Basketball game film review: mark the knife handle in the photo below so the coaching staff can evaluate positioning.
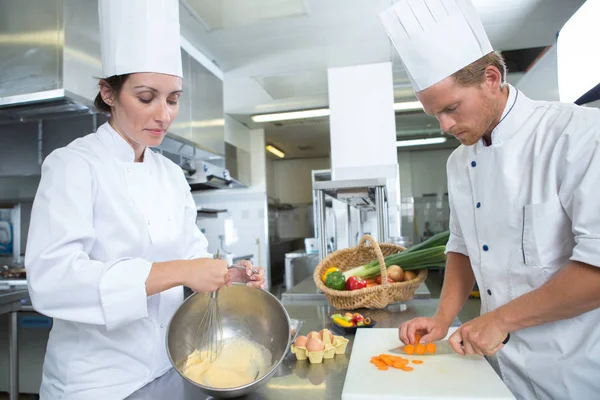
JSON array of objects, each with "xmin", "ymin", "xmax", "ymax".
[{"xmin": 459, "ymin": 333, "xmax": 510, "ymax": 347}]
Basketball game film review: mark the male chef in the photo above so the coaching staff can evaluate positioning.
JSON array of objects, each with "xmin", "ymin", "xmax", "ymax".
[{"xmin": 379, "ymin": 1, "xmax": 600, "ymax": 399}]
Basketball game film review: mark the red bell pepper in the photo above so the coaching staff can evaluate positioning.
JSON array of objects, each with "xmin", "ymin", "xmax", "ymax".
[{"xmin": 345, "ymin": 276, "xmax": 367, "ymax": 291}]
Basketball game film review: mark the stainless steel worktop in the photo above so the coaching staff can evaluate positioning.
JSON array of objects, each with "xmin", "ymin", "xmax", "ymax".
[
  {"xmin": 281, "ymin": 275, "xmax": 431, "ymax": 304},
  {"xmin": 0, "ymin": 288, "xmax": 27, "ymax": 400},
  {"xmin": 127, "ymin": 298, "xmax": 458, "ymax": 399},
  {"xmin": 0, "ymin": 288, "xmax": 26, "ymax": 314}
]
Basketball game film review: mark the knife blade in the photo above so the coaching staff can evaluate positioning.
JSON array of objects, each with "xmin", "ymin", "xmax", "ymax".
[
  {"xmin": 388, "ymin": 339, "xmax": 455, "ymax": 355},
  {"xmin": 388, "ymin": 333, "xmax": 510, "ymax": 356}
]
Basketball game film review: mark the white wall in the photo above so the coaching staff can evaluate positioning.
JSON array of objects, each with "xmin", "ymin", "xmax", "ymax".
[
  {"xmin": 267, "ymin": 157, "xmax": 330, "ymax": 204},
  {"xmin": 225, "ymin": 115, "xmax": 251, "ymax": 151}
]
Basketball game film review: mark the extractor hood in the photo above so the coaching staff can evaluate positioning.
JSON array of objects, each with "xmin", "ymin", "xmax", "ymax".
[
  {"xmin": 0, "ymin": 0, "xmax": 102, "ymax": 122},
  {"xmin": 557, "ymin": 0, "xmax": 600, "ymax": 105},
  {"xmin": 153, "ymin": 133, "xmax": 245, "ymax": 191}
]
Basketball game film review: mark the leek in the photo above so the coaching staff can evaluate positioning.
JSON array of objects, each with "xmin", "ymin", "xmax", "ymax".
[{"xmin": 342, "ymin": 246, "xmax": 447, "ymax": 279}]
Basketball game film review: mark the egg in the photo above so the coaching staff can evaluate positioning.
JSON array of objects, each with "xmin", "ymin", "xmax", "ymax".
[
  {"xmin": 307, "ymin": 331, "xmax": 320, "ymax": 339},
  {"xmin": 319, "ymin": 329, "xmax": 333, "ymax": 342},
  {"xmin": 294, "ymin": 335, "xmax": 308, "ymax": 348},
  {"xmin": 306, "ymin": 337, "xmax": 325, "ymax": 352}
]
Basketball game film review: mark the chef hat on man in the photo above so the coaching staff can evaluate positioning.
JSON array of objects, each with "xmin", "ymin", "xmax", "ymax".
[
  {"xmin": 379, "ymin": 0, "xmax": 492, "ymax": 92},
  {"xmin": 98, "ymin": 0, "xmax": 183, "ymax": 78}
]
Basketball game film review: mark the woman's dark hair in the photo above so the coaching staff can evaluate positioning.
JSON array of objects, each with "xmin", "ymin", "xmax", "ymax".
[{"xmin": 93, "ymin": 74, "xmax": 131, "ymax": 113}]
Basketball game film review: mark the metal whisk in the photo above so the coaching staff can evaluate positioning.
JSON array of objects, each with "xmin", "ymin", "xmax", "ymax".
[
  {"xmin": 194, "ymin": 251, "xmax": 258, "ymax": 363},
  {"xmin": 194, "ymin": 288, "xmax": 223, "ymax": 362}
]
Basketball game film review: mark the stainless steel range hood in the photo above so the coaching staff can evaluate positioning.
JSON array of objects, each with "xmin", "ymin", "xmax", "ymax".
[
  {"xmin": 153, "ymin": 134, "xmax": 246, "ymax": 191},
  {"xmin": 0, "ymin": 0, "xmax": 102, "ymax": 123}
]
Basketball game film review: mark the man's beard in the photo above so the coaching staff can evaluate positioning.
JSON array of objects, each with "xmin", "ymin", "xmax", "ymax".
[{"xmin": 453, "ymin": 93, "xmax": 499, "ymax": 146}]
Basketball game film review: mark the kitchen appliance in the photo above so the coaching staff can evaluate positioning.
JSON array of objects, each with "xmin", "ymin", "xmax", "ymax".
[
  {"xmin": 152, "ymin": 133, "xmax": 245, "ymax": 191},
  {"xmin": 341, "ymin": 328, "xmax": 515, "ymax": 399},
  {"xmin": 0, "ymin": 0, "xmax": 102, "ymax": 123},
  {"xmin": 0, "ymin": 221, "xmax": 12, "ymax": 255},
  {"xmin": 313, "ymin": 177, "xmax": 389, "ymax": 260},
  {"xmin": 166, "ymin": 283, "xmax": 291, "ymax": 398},
  {"xmin": 557, "ymin": 0, "xmax": 600, "ymax": 105}
]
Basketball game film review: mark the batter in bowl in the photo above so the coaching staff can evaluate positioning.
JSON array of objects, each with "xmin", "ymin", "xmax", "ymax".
[{"xmin": 182, "ymin": 337, "xmax": 273, "ymax": 388}]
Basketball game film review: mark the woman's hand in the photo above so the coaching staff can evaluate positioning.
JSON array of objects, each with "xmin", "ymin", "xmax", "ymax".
[
  {"xmin": 226, "ymin": 260, "xmax": 266, "ymax": 290},
  {"xmin": 182, "ymin": 258, "xmax": 229, "ymax": 293}
]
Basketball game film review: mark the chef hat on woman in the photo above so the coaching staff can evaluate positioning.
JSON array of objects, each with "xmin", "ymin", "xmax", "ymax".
[
  {"xmin": 379, "ymin": 0, "xmax": 493, "ymax": 92},
  {"xmin": 98, "ymin": 0, "xmax": 183, "ymax": 78}
]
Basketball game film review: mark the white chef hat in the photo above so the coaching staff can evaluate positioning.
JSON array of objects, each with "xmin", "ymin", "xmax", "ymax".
[
  {"xmin": 98, "ymin": 0, "xmax": 183, "ymax": 78},
  {"xmin": 379, "ymin": 0, "xmax": 493, "ymax": 92}
]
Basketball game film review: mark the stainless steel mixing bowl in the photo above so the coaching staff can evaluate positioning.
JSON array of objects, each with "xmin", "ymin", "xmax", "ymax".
[{"xmin": 166, "ymin": 283, "xmax": 291, "ymax": 398}]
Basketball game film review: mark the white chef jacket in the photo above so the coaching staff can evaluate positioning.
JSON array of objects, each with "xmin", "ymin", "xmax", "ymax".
[
  {"xmin": 446, "ymin": 84, "xmax": 600, "ymax": 399},
  {"xmin": 25, "ymin": 122, "xmax": 211, "ymax": 400}
]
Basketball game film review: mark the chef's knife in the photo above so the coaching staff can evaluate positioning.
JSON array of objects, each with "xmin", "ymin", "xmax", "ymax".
[{"xmin": 388, "ymin": 333, "xmax": 510, "ymax": 356}]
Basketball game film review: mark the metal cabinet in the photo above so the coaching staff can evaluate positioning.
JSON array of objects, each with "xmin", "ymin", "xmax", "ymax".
[{"xmin": 169, "ymin": 48, "xmax": 225, "ymax": 158}]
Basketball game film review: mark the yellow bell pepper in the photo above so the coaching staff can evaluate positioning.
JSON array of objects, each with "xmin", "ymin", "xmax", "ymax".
[
  {"xmin": 321, "ymin": 267, "xmax": 339, "ymax": 283},
  {"xmin": 333, "ymin": 316, "xmax": 353, "ymax": 327}
]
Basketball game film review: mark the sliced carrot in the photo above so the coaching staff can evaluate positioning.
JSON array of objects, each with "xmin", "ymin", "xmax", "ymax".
[
  {"xmin": 414, "ymin": 334, "xmax": 422, "ymax": 344},
  {"xmin": 415, "ymin": 344, "xmax": 426, "ymax": 355},
  {"xmin": 392, "ymin": 360, "xmax": 409, "ymax": 368},
  {"xmin": 377, "ymin": 365, "xmax": 388, "ymax": 370},
  {"xmin": 403, "ymin": 344, "xmax": 415, "ymax": 355},
  {"xmin": 382, "ymin": 357, "xmax": 394, "ymax": 366},
  {"xmin": 412, "ymin": 360, "xmax": 424, "ymax": 364},
  {"xmin": 401, "ymin": 366, "xmax": 414, "ymax": 372},
  {"xmin": 425, "ymin": 343, "xmax": 437, "ymax": 354}
]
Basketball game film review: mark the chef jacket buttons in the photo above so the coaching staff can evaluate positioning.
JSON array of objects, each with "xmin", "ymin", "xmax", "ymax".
[
  {"xmin": 147, "ymin": 220, "xmax": 151, "ymax": 226},
  {"xmin": 168, "ymin": 217, "xmax": 172, "ymax": 222},
  {"xmin": 483, "ymin": 245, "xmax": 489, "ymax": 251},
  {"xmin": 127, "ymin": 168, "xmax": 131, "ymax": 173},
  {"xmin": 160, "ymin": 323, "xmax": 164, "ymax": 328},
  {"xmin": 476, "ymin": 202, "xmax": 481, "ymax": 208},
  {"xmin": 471, "ymin": 161, "xmax": 477, "ymax": 167},
  {"xmin": 487, "ymin": 289, "xmax": 492, "ymax": 296}
]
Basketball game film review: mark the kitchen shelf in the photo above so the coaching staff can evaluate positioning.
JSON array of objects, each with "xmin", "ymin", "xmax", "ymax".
[{"xmin": 312, "ymin": 177, "xmax": 387, "ymax": 211}]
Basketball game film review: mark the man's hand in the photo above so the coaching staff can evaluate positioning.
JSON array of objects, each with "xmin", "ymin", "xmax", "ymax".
[
  {"xmin": 399, "ymin": 316, "xmax": 450, "ymax": 345},
  {"xmin": 449, "ymin": 311, "xmax": 509, "ymax": 356}
]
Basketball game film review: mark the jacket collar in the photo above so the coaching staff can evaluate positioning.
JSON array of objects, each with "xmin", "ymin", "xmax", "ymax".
[
  {"xmin": 477, "ymin": 83, "xmax": 532, "ymax": 149},
  {"xmin": 96, "ymin": 122, "xmax": 154, "ymax": 164}
]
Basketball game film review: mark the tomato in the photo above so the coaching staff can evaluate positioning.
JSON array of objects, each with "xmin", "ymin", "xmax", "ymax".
[{"xmin": 375, "ymin": 275, "xmax": 394, "ymax": 285}]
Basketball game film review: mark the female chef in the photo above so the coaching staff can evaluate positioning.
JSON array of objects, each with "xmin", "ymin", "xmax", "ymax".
[
  {"xmin": 24, "ymin": 1, "xmax": 264, "ymax": 399},
  {"xmin": 381, "ymin": 1, "xmax": 600, "ymax": 399}
]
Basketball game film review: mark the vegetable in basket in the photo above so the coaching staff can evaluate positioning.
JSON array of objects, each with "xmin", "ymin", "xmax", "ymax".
[
  {"xmin": 325, "ymin": 270, "xmax": 346, "ymax": 290},
  {"xmin": 342, "ymin": 231, "xmax": 450, "ymax": 280},
  {"xmin": 321, "ymin": 267, "xmax": 339, "ymax": 283},
  {"xmin": 345, "ymin": 276, "xmax": 367, "ymax": 291}
]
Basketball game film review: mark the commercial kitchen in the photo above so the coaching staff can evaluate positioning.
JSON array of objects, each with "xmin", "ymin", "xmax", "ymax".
[{"xmin": 1, "ymin": 0, "xmax": 599, "ymax": 399}]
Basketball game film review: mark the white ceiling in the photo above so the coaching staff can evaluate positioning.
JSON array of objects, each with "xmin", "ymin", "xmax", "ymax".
[{"xmin": 180, "ymin": 0, "xmax": 586, "ymax": 159}]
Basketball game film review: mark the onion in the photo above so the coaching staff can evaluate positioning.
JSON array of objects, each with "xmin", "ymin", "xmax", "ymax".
[
  {"xmin": 387, "ymin": 265, "xmax": 405, "ymax": 282},
  {"xmin": 404, "ymin": 270, "xmax": 418, "ymax": 281}
]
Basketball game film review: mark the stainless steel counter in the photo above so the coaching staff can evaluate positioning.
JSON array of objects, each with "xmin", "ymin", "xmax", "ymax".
[
  {"xmin": 0, "ymin": 288, "xmax": 27, "ymax": 400},
  {"xmin": 281, "ymin": 276, "xmax": 431, "ymax": 304},
  {"xmin": 127, "ymin": 298, "xmax": 458, "ymax": 399}
]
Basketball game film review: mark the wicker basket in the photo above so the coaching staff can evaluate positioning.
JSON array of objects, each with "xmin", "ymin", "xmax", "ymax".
[{"xmin": 313, "ymin": 234, "xmax": 427, "ymax": 310}]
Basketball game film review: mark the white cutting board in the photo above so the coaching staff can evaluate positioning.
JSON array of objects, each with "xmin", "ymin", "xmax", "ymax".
[{"xmin": 341, "ymin": 328, "xmax": 515, "ymax": 400}]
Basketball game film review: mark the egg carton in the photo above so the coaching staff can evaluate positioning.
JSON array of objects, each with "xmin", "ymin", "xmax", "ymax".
[{"xmin": 290, "ymin": 331, "xmax": 349, "ymax": 364}]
